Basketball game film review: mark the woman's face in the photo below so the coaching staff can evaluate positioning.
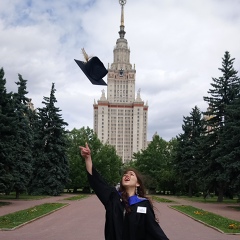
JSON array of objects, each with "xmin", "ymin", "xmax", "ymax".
[{"xmin": 121, "ymin": 170, "xmax": 139, "ymax": 188}]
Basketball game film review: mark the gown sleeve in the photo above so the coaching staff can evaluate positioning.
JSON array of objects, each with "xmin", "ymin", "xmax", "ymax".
[
  {"xmin": 87, "ymin": 166, "xmax": 116, "ymax": 207},
  {"xmin": 145, "ymin": 201, "xmax": 169, "ymax": 240}
]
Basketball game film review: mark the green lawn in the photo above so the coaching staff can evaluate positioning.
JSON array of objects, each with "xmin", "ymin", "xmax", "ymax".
[
  {"xmin": 176, "ymin": 196, "xmax": 239, "ymax": 204},
  {"xmin": 0, "ymin": 203, "xmax": 67, "ymax": 230},
  {"xmin": 228, "ymin": 206, "xmax": 240, "ymax": 211},
  {"xmin": 151, "ymin": 196, "xmax": 175, "ymax": 203},
  {"xmin": 171, "ymin": 205, "xmax": 240, "ymax": 234},
  {"xmin": 0, "ymin": 202, "xmax": 11, "ymax": 207},
  {"xmin": 0, "ymin": 193, "xmax": 50, "ymax": 200},
  {"xmin": 64, "ymin": 194, "xmax": 88, "ymax": 201}
]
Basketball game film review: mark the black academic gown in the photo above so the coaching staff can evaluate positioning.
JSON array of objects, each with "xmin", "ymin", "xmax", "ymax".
[{"xmin": 87, "ymin": 167, "xmax": 169, "ymax": 240}]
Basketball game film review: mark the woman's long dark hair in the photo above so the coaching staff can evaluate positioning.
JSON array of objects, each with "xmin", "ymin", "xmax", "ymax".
[{"xmin": 119, "ymin": 168, "xmax": 152, "ymax": 214}]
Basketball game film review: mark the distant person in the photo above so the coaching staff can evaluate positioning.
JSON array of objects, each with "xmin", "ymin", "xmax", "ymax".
[{"xmin": 80, "ymin": 143, "xmax": 169, "ymax": 240}]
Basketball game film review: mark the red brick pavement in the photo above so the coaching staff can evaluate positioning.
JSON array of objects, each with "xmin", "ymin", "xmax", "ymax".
[{"xmin": 0, "ymin": 194, "xmax": 239, "ymax": 240}]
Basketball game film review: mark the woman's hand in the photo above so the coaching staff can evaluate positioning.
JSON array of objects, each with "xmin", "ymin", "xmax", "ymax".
[
  {"xmin": 80, "ymin": 143, "xmax": 91, "ymax": 159},
  {"xmin": 79, "ymin": 143, "xmax": 92, "ymax": 175}
]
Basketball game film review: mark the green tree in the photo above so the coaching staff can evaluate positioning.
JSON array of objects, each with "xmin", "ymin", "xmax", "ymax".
[
  {"xmin": 94, "ymin": 143, "xmax": 122, "ymax": 186},
  {"xmin": 66, "ymin": 127, "xmax": 102, "ymax": 192},
  {"xmin": 29, "ymin": 83, "xmax": 69, "ymax": 196},
  {"xmin": 175, "ymin": 106, "xmax": 206, "ymax": 197},
  {"xmin": 66, "ymin": 127, "xmax": 122, "ymax": 192},
  {"xmin": 203, "ymin": 51, "xmax": 240, "ymax": 202},
  {"xmin": 214, "ymin": 95, "xmax": 240, "ymax": 197},
  {"xmin": 0, "ymin": 68, "xmax": 15, "ymax": 193},
  {"xmin": 28, "ymin": 100, "xmax": 44, "ymax": 194},
  {"xmin": 12, "ymin": 74, "xmax": 33, "ymax": 198},
  {"xmin": 167, "ymin": 138, "xmax": 179, "ymax": 195},
  {"xmin": 133, "ymin": 134, "xmax": 171, "ymax": 193}
]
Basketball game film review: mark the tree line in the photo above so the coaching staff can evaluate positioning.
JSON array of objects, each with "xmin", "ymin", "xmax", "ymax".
[
  {"xmin": 130, "ymin": 51, "xmax": 240, "ymax": 202},
  {"xmin": 1, "ymin": 51, "xmax": 239, "ymax": 201},
  {"xmin": 0, "ymin": 68, "xmax": 122, "ymax": 198},
  {"xmin": 0, "ymin": 69, "xmax": 70, "ymax": 197}
]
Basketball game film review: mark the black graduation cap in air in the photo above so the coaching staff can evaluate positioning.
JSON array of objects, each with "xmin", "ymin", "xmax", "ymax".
[{"xmin": 74, "ymin": 49, "xmax": 108, "ymax": 86}]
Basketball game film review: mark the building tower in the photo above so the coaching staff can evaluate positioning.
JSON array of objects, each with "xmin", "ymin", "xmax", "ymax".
[{"xmin": 93, "ymin": 0, "xmax": 148, "ymax": 163}]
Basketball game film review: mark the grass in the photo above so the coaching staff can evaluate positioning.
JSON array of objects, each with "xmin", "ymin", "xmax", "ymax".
[
  {"xmin": 0, "ymin": 203, "xmax": 67, "ymax": 230},
  {"xmin": 64, "ymin": 194, "xmax": 88, "ymax": 201},
  {"xmin": 176, "ymin": 196, "xmax": 239, "ymax": 204},
  {"xmin": 0, "ymin": 202, "xmax": 11, "ymax": 207},
  {"xmin": 151, "ymin": 196, "xmax": 175, "ymax": 203},
  {"xmin": 0, "ymin": 192, "xmax": 90, "ymax": 201},
  {"xmin": 0, "ymin": 193, "xmax": 50, "ymax": 201},
  {"xmin": 228, "ymin": 206, "xmax": 240, "ymax": 211},
  {"xmin": 171, "ymin": 205, "xmax": 240, "ymax": 234}
]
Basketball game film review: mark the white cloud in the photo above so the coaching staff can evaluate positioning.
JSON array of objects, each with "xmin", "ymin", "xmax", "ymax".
[{"xmin": 0, "ymin": 0, "xmax": 240, "ymax": 141}]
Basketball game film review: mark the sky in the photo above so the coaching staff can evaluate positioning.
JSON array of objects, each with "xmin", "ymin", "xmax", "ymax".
[{"xmin": 1, "ymin": 0, "xmax": 240, "ymax": 141}]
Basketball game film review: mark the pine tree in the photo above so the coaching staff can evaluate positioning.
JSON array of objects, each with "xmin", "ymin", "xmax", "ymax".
[
  {"xmin": 0, "ymin": 68, "xmax": 15, "ymax": 193},
  {"xmin": 175, "ymin": 106, "xmax": 206, "ymax": 197},
  {"xmin": 214, "ymin": 94, "xmax": 240, "ymax": 198},
  {"xmin": 29, "ymin": 83, "xmax": 69, "ymax": 196},
  {"xmin": 202, "ymin": 51, "xmax": 240, "ymax": 201},
  {"xmin": 12, "ymin": 74, "xmax": 33, "ymax": 198},
  {"xmin": 204, "ymin": 51, "xmax": 240, "ymax": 132}
]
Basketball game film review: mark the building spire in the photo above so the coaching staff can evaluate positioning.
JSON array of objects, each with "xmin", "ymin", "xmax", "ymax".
[{"xmin": 118, "ymin": 0, "xmax": 126, "ymax": 39}]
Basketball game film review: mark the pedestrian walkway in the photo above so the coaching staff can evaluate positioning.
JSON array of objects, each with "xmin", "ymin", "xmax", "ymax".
[{"xmin": 0, "ymin": 194, "xmax": 239, "ymax": 240}]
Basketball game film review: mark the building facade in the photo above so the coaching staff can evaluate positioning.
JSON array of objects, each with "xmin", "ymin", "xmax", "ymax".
[{"xmin": 93, "ymin": 1, "xmax": 148, "ymax": 163}]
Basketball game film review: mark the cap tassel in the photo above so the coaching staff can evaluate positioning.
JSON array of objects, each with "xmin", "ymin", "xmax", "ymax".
[{"xmin": 81, "ymin": 48, "xmax": 92, "ymax": 62}]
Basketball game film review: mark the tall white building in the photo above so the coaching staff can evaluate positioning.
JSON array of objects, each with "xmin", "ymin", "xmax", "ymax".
[{"xmin": 93, "ymin": 1, "xmax": 148, "ymax": 163}]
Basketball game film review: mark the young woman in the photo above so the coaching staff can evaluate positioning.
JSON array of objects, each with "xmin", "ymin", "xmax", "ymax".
[{"xmin": 80, "ymin": 143, "xmax": 169, "ymax": 240}]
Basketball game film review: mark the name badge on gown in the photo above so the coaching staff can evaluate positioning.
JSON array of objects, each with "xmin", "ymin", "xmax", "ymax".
[{"xmin": 137, "ymin": 206, "xmax": 147, "ymax": 214}]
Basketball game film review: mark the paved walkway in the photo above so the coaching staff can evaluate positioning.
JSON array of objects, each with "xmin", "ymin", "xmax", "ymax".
[{"xmin": 0, "ymin": 194, "xmax": 239, "ymax": 240}]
